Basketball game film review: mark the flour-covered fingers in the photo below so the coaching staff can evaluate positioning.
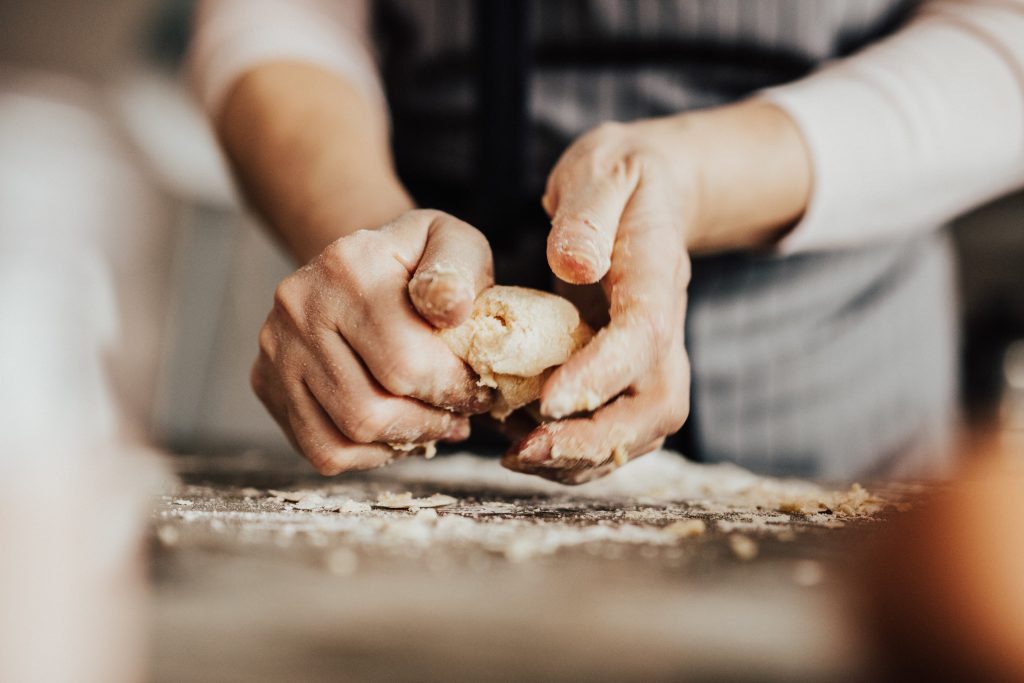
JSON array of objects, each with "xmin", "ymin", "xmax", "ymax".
[
  {"xmin": 405, "ymin": 212, "xmax": 494, "ymax": 329},
  {"xmin": 540, "ymin": 314, "xmax": 656, "ymax": 418},
  {"xmin": 541, "ymin": 180, "xmax": 689, "ymax": 419},
  {"xmin": 250, "ymin": 353, "xmax": 299, "ymax": 450},
  {"xmin": 502, "ymin": 436, "xmax": 666, "ymax": 486},
  {"xmin": 303, "ymin": 334, "xmax": 469, "ymax": 445},
  {"xmin": 508, "ymin": 353, "xmax": 689, "ymax": 482},
  {"xmin": 311, "ymin": 221, "xmax": 492, "ymax": 413},
  {"xmin": 545, "ymin": 172, "xmax": 633, "ymax": 284},
  {"xmin": 338, "ymin": 296, "xmax": 491, "ymax": 412},
  {"xmin": 543, "ymin": 124, "xmax": 641, "ymax": 285},
  {"xmin": 282, "ymin": 379, "xmax": 401, "ymax": 476},
  {"xmin": 502, "ymin": 437, "xmax": 664, "ymax": 485},
  {"xmin": 254, "ymin": 210, "xmax": 497, "ymax": 473}
]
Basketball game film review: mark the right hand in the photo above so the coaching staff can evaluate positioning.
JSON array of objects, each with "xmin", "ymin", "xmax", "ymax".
[{"xmin": 252, "ymin": 210, "xmax": 495, "ymax": 475}]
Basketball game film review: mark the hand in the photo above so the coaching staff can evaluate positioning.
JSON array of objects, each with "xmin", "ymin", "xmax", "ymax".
[
  {"xmin": 503, "ymin": 120, "xmax": 695, "ymax": 484},
  {"xmin": 252, "ymin": 210, "xmax": 494, "ymax": 475}
]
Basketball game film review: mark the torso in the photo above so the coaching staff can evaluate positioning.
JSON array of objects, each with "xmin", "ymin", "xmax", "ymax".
[{"xmin": 372, "ymin": 1, "xmax": 954, "ymax": 479}]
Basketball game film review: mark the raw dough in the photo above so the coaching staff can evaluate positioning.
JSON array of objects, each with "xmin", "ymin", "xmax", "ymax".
[
  {"xmin": 388, "ymin": 441, "xmax": 438, "ymax": 459},
  {"xmin": 439, "ymin": 286, "xmax": 593, "ymax": 419}
]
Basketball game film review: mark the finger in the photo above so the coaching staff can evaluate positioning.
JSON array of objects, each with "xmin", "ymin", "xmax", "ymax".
[
  {"xmin": 502, "ymin": 437, "xmax": 664, "ymax": 485},
  {"xmin": 544, "ymin": 142, "xmax": 640, "ymax": 285},
  {"xmin": 342, "ymin": 293, "xmax": 492, "ymax": 412},
  {"xmin": 406, "ymin": 213, "xmax": 493, "ymax": 329},
  {"xmin": 541, "ymin": 183, "xmax": 690, "ymax": 418},
  {"xmin": 322, "ymin": 219, "xmax": 493, "ymax": 412},
  {"xmin": 283, "ymin": 378, "xmax": 403, "ymax": 476},
  {"xmin": 304, "ymin": 330, "xmax": 470, "ymax": 444},
  {"xmin": 251, "ymin": 353, "xmax": 301, "ymax": 450},
  {"xmin": 511, "ymin": 357, "xmax": 689, "ymax": 473}
]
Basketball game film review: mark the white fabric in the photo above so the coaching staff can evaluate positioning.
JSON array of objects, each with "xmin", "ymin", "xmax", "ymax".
[
  {"xmin": 190, "ymin": 0, "xmax": 1024, "ymax": 252},
  {"xmin": 190, "ymin": 0, "xmax": 383, "ymax": 116},
  {"xmin": 763, "ymin": 0, "xmax": 1024, "ymax": 251}
]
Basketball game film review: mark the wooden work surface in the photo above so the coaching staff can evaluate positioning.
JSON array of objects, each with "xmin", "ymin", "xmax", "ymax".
[{"xmin": 149, "ymin": 449, "xmax": 907, "ymax": 682}]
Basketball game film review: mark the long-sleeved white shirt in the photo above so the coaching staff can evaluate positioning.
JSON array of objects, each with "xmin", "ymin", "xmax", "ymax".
[{"xmin": 190, "ymin": 0, "xmax": 1024, "ymax": 252}]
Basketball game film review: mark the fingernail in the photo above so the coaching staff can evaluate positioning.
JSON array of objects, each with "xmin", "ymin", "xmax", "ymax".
[
  {"xmin": 549, "ymin": 234, "xmax": 609, "ymax": 284},
  {"xmin": 513, "ymin": 433, "xmax": 552, "ymax": 464},
  {"xmin": 411, "ymin": 266, "xmax": 474, "ymax": 323}
]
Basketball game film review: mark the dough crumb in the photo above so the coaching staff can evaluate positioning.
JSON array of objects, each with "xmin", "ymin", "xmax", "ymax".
[
  {"xmin": 775, "ymin": 482, "xmax": 885, "ymax": 516},
  {"xmin": 268, "ymin": 489, "xmax": 306, "ymax": 503},
  {"xmin": 388, "ymin": 441, "xmax": 438, "ymax": 459}
]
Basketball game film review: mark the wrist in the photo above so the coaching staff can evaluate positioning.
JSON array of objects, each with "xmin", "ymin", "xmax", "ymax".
[
  {"xmin": 650, "ymin": 99, "xmax": 812, "ymax": 253},
  {"xmin": 294, "ymin": 172, "xmax": 414, "ymax": 262}
]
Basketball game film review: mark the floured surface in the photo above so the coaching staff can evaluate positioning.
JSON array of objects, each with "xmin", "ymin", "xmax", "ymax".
[
  {"xmin": 151, "ymin": 448, "xmax": 917, "ymax": 682},
  {"xmin": 155, "ymin": 450, "xmax": 905, "ymax": 563}
]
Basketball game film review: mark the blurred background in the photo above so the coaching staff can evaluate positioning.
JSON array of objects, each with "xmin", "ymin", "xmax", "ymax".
[
  {"xmin": 1, "ymin": 2, "xmax": 1022, "ymax": 681},
  {"xmin": 2, "ymin": 1, "xmax": 1021, "ymax": 458}
]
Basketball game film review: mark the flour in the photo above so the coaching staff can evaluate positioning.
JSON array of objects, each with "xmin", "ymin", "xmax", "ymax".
[
  {"xmin": 373, "ymin": 492, "xmax": 458, "ymax": 509},
  {"xmin": 154, "ymin": 450, "xmax": 903, "ymax": 566}
]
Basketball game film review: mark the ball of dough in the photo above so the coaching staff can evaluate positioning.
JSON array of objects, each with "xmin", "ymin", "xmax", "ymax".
[{"xmin": 439, "ymin": 286, "xmax": 592, "ymax": 419}]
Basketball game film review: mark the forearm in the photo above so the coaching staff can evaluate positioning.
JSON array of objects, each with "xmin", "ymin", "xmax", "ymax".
[{"xmin": 217, "ymin": 62, "xmax": 413, "ymax": 264}]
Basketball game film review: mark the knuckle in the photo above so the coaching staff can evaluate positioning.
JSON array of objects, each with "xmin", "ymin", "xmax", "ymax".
[
  {"xmin": 249, "ymin": 363, "xmax": 269, "ymax": 402},
  {"xmin": 614, "ymin": 151, "xmax": 643, "ymax": 179},
  {"xmin": 271, "ymin": 275, "xmax": 307, "ymax": 324},
  {"xmin": 257, "ymin": 322, "xmax": 277, "ymax": 357},
  {"xmin": 459, "ymin": 221, "xmax": 491, "ymax": 253},
  {"xmin": 658, "ymin": 377, "xmax": 691, "ymax": 434},
  {"xmin": 661, "ymin": 402, "xmax": 690, "ymax": 435},
  {"xmin": 409, "ymin": 208, "xmax": 442, "ymax": 222},
  {"xmin": 320, "ymin": 236, "xmax": 366, "ymax": 279}
]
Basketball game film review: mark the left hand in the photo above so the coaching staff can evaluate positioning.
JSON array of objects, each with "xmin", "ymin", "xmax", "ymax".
[{"xmin": 503, "ymin": 120, "xmax": 697, "ymax": 484}]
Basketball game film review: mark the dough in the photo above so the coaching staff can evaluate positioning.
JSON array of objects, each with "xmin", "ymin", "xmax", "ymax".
[{"xmin": 439, "ymin": 286, "xmax": 593, "ymax": 419}]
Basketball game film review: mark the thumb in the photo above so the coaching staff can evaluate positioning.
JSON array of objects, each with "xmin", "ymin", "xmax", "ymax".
[
  {"xmin": 543, "ymin": 156, "xmax": 639, "ymax": 285},
  {"xmin": 406, "ymin": 212, "xmax": 493, "ymax": 329}
]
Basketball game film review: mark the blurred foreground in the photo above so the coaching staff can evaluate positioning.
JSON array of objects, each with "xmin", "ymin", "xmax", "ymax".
[{"xmin": 149, "ymin": 449, "xmax": 899, "ymax": 683}]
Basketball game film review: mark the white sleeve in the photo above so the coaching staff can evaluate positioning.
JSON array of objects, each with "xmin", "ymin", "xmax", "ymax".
[
  {"xmin": 760, "ymin": 0, "xmax": 1024, "ymax": 253},
  {"xmin": 189, "ymin": 0, "xmax": 384, "ymax": 118}
]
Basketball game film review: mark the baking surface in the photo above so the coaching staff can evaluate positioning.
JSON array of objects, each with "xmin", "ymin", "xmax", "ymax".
[{"xmin": 150, "ymin": 450, "xmax": 912, "ymax": 682}]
